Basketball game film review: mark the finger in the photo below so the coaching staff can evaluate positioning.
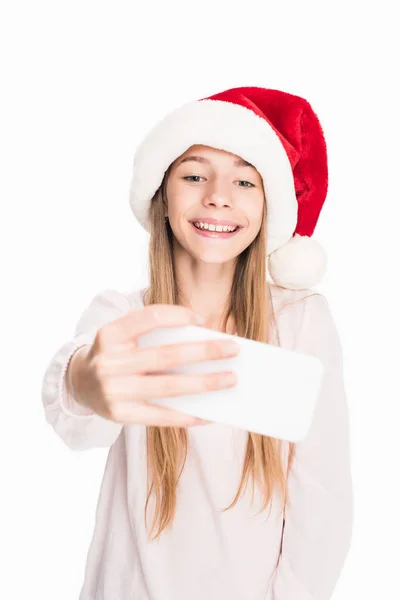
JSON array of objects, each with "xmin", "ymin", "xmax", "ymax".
[
  {"xmin": 129, "ymin": 370, "xmax": 238, "ymax": 400},
  {"xmin": 96, "ymin": 339, "xmax": 240, "ymax": 375},
  {"xmin": 113, "ymin": 402, "xmax": 211, "ymax": 427},
  {"xmin": 100, "ymin": 303, "xmax": 203, "ymax": 347}
]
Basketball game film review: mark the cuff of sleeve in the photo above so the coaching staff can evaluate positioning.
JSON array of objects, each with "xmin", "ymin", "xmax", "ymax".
[{"xmin": 58, "ymin": 334, "xmax": 96, "ymax": 419}]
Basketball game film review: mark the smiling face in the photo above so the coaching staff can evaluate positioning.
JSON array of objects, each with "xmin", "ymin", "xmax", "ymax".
[{"xmin": 165, "ymin": 144, "xmax": 265, "ymax": 265}]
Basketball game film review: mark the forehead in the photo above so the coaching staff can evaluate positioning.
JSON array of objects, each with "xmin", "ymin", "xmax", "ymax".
[{"xmin": 174, "ymin": 144, "xmax": 255, "ymax": 169}]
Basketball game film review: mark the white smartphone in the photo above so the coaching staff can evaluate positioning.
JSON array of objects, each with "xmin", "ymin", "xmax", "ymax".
[{"xmin": 136, "ymin": 325, "xmax": 324, "ymax": 442}]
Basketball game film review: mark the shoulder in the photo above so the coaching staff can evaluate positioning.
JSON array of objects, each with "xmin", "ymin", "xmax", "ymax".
[
  {"xmin": 269, "ymin": 282, "xmax": 327, "ymax": 318},
  {"xmin": 268, "ymin": 283, "xmax": 331, "ymax": 349},
  {"xmin": 269, "ymin": 281, "xmax": 320, "ymax": 303},
  {"xmin": 122, "ymin": 287, "xmax": 146, "ymax": 310},
  {"xmin": 80, "ymin": 287, "xmax": 145, "ymax": 316}
]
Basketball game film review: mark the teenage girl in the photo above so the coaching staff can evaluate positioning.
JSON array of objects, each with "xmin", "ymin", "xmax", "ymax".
[{"xmin": 42, "ymin": 86, "xmax": 353, "ymax": 600}]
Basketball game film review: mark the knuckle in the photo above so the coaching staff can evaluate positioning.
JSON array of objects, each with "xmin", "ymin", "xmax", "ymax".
[
  {"xmin": 203, "ymin": 373, "xmax": 220, "ymax": 392},
  {"xmin": 155, "ymin": 345, "xmax": 174, "ymax": 368},
  {"xmin": 207, "ymin": 340, "xmax": 225, "ymax": 360},
  {"xmin": 147, "ymin": 303, "xmax": 192, "ymax": 325},
  {"xmin": 106, "ymin": 401, "xmax": 124, "ymax": 422},
  {"xmin": 104, "ymin": 380, "xmax": 141, "ymax": 422},
  {"xmin": 129, "ymin": 351, "xmax": 141, "ymax": 373},
  {"xmin": 147, "ymin": 304, "xmax": 164, "ymax": 323},
  {"xmin": 161, "ymin": 376, "xmax": 173, "ymax": 396},
  {"xmin": 91, "ymin": 354, "xmax": 109, "ymax": 377},
  {"xmin": 95, "ymin": 326, "xmax": 110, "ymax": 348},
  {"xmin": 98, "ymin": 378, "xmax": 113, "ymax": 402}
]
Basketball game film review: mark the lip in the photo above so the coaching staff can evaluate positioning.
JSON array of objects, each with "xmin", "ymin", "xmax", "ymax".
[
  {"xmin": 189, "ymin": 217, "xmax": 242, "ymax": 227},
  {"xmin": 189, "ymin": 221, "xmax": 242, "ymax": 239}
]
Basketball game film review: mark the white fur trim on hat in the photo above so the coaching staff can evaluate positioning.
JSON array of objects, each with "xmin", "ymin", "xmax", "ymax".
[
  {"xmin": 267, "ymin": 234, "xmax": 327, "ymax": 290},
  {"xmin": 129, "ymin": 99, "xmax": 298, "ymax": 256}
]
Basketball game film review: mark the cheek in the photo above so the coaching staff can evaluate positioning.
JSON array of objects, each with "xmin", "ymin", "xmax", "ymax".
[
  {"xmin": 246, "ymin": 196, "xmax": 265, "ymax": 228},
  {"xmin": 166, "ymin": 180, "xmax": 199, "ymax": 217}
]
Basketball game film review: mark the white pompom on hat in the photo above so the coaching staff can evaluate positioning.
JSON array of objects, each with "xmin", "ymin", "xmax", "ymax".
[{"xmin": 129, "ymin": 86, "xmax": 329, "ymax": 290}]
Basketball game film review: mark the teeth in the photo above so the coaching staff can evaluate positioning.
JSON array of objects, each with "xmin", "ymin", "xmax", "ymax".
[{"xmin": 193, "ymin": 221, "xmax": 238, "ymax": 232}]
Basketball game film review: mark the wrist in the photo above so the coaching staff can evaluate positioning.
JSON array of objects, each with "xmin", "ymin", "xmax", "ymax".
[{"xmin": 66, "ymin": 345, "xmax": 91, "ymax": 407}]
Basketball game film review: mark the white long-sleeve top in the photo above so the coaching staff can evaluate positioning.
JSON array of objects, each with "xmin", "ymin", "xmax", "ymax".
[{"xmin": 41, "ymin": 284, "xmax": 353, "ymax": 600}]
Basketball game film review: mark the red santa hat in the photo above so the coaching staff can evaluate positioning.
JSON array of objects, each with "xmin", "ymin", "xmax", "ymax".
[{"xmin": 129, "ymin": 86, "xmax": 329, "ymax": 290}]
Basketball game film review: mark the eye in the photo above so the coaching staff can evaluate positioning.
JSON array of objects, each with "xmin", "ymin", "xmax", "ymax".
[
  {"xmin": 183, "ymin": 175, "xmax": 204, "ymax": 183},
  {"xmin": 236, "ymin": 180, "xmax": 255, "ymax": 188}
]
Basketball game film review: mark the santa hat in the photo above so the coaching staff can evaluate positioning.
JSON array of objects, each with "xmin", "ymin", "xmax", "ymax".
[{"xmin": 129, "ymin": 86, "xmax": 329, "ymax": 290}]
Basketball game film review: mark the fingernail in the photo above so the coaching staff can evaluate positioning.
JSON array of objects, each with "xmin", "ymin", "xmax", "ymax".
[
  {"xmin": 224, "ymin": 341, "xmax": 240, "ymax": 354},
  {"xmin": 195, "ymin": 313, "xmax": 205, "ymax": 325},
  {"xmin": 223, "ymin": 372, "xmax": 237, "ymax": 386}
]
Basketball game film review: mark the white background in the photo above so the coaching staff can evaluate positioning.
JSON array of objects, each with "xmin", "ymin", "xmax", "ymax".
[{"xmin": 1, "ymin": 0, "xmax": 399, "ymax": 598}]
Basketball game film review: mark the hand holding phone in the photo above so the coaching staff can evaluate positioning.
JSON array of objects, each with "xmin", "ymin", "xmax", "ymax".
[{"xmin": 137, "ymin": 324, "xmax": 324, "ymax": 442}]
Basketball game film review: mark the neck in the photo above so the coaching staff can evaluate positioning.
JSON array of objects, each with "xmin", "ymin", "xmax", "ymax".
[{"xmin": 173, "ymin": 247, "xmax": 237, "ymax": 334}]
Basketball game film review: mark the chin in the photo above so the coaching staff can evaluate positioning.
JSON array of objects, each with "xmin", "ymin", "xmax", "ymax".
[
  {"xmin": 191, "ymin": 248, "xmax": 241, "ymax": 264},
  {"xmin": 175, "ymin": 232, "xmax": 247, "ymax": 263},
  {"xmin": 199, "ymin": 256, "xmax": 233, "ymax": 265}
]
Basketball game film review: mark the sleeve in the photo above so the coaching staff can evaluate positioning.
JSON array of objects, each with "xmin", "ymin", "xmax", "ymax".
[
  {"xmin": 268, "ymin": 293, "xmax": 353, "ymax": 600},
  {"xmin": 41, "ymin": 289, "xmax": 133, "ymax": 451}
]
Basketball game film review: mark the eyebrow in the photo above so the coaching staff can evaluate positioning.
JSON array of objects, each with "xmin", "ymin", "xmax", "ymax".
[{"xmin": 177, "ymin": 155, "xmax": 256, "ymax": 169}]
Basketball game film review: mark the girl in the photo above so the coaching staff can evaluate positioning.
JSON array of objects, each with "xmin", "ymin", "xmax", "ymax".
[{"xmin": 42, "ymin": 86, "xmax": 353, "ymax": 600}]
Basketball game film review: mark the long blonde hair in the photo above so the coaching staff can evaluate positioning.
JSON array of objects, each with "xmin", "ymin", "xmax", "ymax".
[{"xmin": 142, "ymin": 167, "xmax": 295, "ymax": 541}]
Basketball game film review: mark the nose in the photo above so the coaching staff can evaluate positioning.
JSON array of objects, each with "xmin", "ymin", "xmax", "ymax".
[{"xmin": 202, "ymin": 180, "xmax": 233, "ymax": 209}]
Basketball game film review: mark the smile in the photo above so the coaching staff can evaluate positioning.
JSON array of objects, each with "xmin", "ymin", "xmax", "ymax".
[{"xmin": 189, "ymin": 221, "xmax": 242, "ymax": 239}]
